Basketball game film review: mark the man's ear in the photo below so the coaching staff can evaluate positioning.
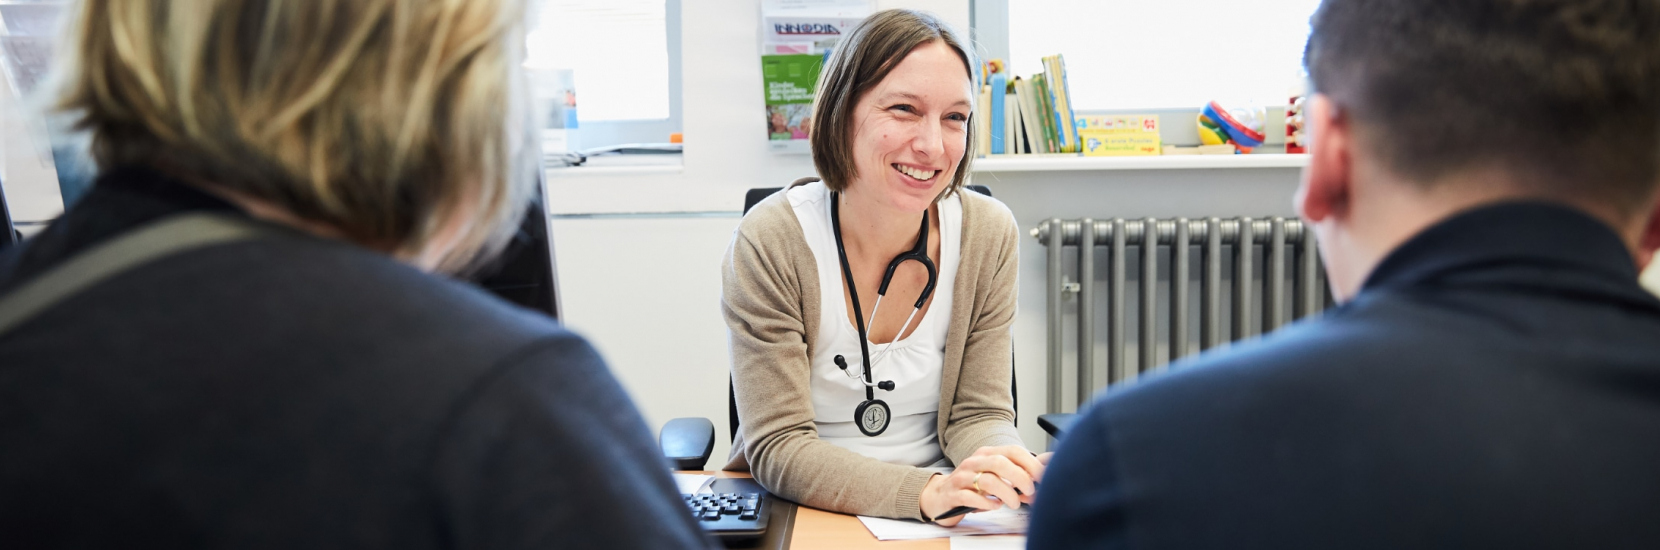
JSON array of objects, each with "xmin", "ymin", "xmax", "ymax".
[
  {"xmin": 1636, "ymin": 198, "xmax": 1660, "ymax": 268},
  {"xmin": 1295, "ymin": 94, "xmax": 1353, "ymax": 224}
]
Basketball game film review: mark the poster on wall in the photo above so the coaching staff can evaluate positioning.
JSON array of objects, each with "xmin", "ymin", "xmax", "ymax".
[
  {"xmin": 529, "ymin": 68, "xmax": 580, "ymax": 162},
  {"xmin": 760, "ymin": 0, "xmax": 872, "ymax": 154},
  {"xmin": 762, "ymin": 54, "xmax": 820, "ymax": 147}
]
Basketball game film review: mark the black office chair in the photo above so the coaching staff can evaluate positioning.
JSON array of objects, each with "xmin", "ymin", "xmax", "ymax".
[
  {"xmin": 468, "ymin": 194, "xmax": 562, "ymax": 320},
  {"xmin": 1, "ymin": 175, "xmax": 20, "ymax": 251},
  {"xmin": 660, "ymin": 182, "xmax": 1043, "ymax": 471}
]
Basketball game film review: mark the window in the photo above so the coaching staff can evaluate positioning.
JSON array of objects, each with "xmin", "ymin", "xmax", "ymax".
[
  {"xmin": 526, "ymin": 0, "xmax": 671, "ymax": 122},
  {"xmin": 1008, "ymin": 0, "xmax": 1322, "ymax": 110}
]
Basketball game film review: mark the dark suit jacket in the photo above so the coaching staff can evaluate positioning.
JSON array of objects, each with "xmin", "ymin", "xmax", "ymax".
[
  {"xmin": 0, "ymin": 168, "xmax": 714, "ymax": 549},
  {"xmin": 1028, "ymin": 202, "xmax": 1660, "ymax": 549}
]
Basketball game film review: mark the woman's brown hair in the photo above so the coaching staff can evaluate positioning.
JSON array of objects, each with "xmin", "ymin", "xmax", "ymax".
[{"xmin": 809, "ymin": 9, "xmax": 978, "ymax": 195}]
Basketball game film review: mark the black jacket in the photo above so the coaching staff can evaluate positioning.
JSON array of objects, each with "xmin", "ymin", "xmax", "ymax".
[
  {"xmin": 1028, "ymin": 202, "xmax": 1660, "ymax": 549},
  {"xmin": 0, "ymin": 168, "xmax": 714, "ymax": 549}
]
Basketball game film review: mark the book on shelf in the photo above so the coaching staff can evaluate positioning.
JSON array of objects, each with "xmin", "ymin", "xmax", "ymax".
[
  {"xmin": 1005, "ymin": 81, "xmax": 1019, "ymax": 154},
  {"xmin": 988, "ymin": 64, "xmax": 1006, "ymax": 155},
  {"xmin": 969, "ymin": 83, "xmax": 982, "ymax": 157},
  {"xmin": 1008, "ymin": 84, "xmax": 1020, "ymax": 154},
  {"xmin": 1042, "ymin": 54, "xmax": 1079, "ymax": 153},
  {"xmin": 1026, "ymin": 74, "xmax": 1046, "ymax": 152},
  {"xmin": 1012, "ymin": 78, "xmax": 1033, "ymax": 154},
  {"xmin": 974, "ymin": 53, "xmax": 1090, "ymax": 158},
  {"xmin": 1014, "ymin": 76, "xmax": 1050, "ymax": 154},
  {"xmin": 1009, "ymin": 76, "xmax": 1023, "ymax": 153},
  {"xmin": 1013, "ymin": 83, "xmax": 1030, "ymax": 154},
  {"xmin": 1077, "ymin": 115, "xmax": 1162, "ymax": 156},
  {"xmin": 1033, "ymin": 74, "xmax": 1061, "ymax": 153}
]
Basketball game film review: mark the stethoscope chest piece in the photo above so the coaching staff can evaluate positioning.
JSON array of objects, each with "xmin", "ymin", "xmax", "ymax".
[{"xmin": 855, "ymin": 398, "xmax": 891, "ymax": 437}]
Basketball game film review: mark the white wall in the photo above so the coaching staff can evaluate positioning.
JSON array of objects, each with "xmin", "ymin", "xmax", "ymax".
[{"xmin": 549, "ymin": 214, "xmax": 742, "ymax": 461}]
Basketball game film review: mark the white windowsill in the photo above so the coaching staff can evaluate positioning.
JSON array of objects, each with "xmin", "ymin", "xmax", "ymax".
[{"xmin": 971, "ymin": 154, "xmax": 1309, "ymax": 172}]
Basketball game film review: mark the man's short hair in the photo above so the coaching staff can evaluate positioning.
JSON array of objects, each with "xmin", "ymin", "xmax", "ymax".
[
  {"xmin": 1305, "ymin": 0, "xmax": 1660, "ymax": 213},
  {"xmin": 810, "ymin": 9, "xmax": 977, "ymax": 195}
]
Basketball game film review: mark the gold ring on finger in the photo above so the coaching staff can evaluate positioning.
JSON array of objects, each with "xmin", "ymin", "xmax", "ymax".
[{"xmin": 972, "ymin": 472, "xmax": 983, "ymax": 494}]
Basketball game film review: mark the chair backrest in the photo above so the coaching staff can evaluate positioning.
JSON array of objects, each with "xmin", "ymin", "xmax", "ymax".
[
  {"xmin": 729, "ymin": 183, "xmax": 1013, "ymax": 442},
  {"xmin": 1, "ymin": 175, "xmax": 18, "ymax": 250},
  {"xmin": 468, "ymin": 200, "xmax": 561, "ymax": 319},
  {"xmin": 742, "ymin": 187, "xmax": 777, "ymax": 215}
]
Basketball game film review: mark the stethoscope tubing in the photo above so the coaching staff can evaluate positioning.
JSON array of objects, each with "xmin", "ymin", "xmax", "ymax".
[
  {"xmin": 829, "ymin": 191, "xmax": 938, "ymax": 402},
  {"xmin": 863, "ymin": 295, "xmax": 923, "ymax": 375}
]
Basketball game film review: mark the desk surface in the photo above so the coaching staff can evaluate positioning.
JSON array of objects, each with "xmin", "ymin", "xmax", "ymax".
[
  {"xmin": 699, "ymin": 471, "xmax": 948, "ymax": 550},
  {"xmin": 790, "ymin": 505, "xmax": 947, "ymax": 550}
]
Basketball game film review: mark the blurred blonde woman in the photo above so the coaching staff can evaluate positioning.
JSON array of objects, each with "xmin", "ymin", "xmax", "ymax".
[{"xmin": 0, "ymin": 1, "xmax": 711, "ymax": 547}]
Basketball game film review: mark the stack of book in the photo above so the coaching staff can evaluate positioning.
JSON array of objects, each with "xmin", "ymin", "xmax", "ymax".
[{"xmin": 976, "ymin": 54, "xmax": 1079, "ymax": 157}]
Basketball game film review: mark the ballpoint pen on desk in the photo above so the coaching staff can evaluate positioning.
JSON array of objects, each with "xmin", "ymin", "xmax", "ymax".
[
  {"xmin": 932, "ymin": 506, "xmax": 978, "ymax": 522},
  {"xmin": 932, "ymin": 482, "xmax": 1037, "ymax": 523}
]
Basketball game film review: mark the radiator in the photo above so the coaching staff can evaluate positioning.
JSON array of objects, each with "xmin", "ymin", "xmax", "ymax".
[{"xmin": 1032, "ymin": 217, "xmax": 1331, "ymax": 415}]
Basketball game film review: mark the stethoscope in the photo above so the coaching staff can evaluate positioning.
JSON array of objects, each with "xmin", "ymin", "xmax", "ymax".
[{"xmin": 829, "ymin": 191, "xmax": 938, "ymax": 437}]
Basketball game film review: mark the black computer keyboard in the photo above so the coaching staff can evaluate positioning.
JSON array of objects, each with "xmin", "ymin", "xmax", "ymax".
[
  {"xmin": 682, "ymin": 478, "xmax": 770, "ymax": 541},
  {"xmin": 684, "ymin": 491, "xmax": 761, "ymax": 521}
]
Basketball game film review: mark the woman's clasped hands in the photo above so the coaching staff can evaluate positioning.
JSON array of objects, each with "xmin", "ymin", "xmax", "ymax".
[{"xmin": 919, "ymin": 446, "xmax": 1053, "ymax": 526}]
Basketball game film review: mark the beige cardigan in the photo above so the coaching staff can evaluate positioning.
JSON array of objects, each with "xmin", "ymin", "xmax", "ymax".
[{"xmin": 720, "ymin": 182, "xmax": 1024, "ymax": 520}]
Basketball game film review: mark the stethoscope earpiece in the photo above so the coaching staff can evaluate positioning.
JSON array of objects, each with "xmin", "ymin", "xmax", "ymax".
[
  {"xmin": 834, "ymin": 355, "xmax": 896, "ymax": 392},
  {"xmin": 830, "ymin": 192, "xmax": 935, "ymax": 437}
]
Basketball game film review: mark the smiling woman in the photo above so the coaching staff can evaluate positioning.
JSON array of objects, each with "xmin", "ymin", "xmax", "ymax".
[{"xmin": 720, "ymin": 9, "xmax": 1049, "ymax": 525}]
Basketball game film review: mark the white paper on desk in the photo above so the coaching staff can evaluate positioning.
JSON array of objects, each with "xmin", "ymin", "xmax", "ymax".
[
  {"xmin": 951, "ymin": 534, "xmax": 1026, "ymax": 550},
  {"xmin": 671, "ymin": 473, "xmax": 715, "ymax": 494},
  {"xmin": 857, "ymin": 507, "xmax": 1028, "ymax": 541}
]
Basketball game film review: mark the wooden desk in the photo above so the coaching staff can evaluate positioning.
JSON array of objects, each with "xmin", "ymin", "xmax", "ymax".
[
  {"xmin": 789, "ymin": 505, "xmax": 946, "ymax": 550},
  {"xmin": 693, "ymin": 471, "xmax": 947, "ymax": 550}
]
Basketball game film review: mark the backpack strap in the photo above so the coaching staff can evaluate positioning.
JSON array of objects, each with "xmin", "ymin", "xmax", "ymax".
[{"xmin": 0, "ymin": 213, "xmax": 275, "ymax": 338}]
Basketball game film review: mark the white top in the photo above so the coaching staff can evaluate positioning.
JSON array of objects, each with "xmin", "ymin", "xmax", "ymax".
[{"xmin": 788, "ymin": 181, "xmax": 962, "ymax": 468}]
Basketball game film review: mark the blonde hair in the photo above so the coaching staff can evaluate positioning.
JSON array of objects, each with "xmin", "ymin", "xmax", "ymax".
[{"xmin": 49, "ymin": 0, "xmax": 539, "ymax": 273}]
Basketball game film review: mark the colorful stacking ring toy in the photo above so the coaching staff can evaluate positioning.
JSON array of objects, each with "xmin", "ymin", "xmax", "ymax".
[
  {"xmin": 1197, "ymin": 116, "xmax": 1230, "ymax": 146},
  {"xmin": 1200, "ymin": 101, "xmax": 1267, "ymax": 149}
]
